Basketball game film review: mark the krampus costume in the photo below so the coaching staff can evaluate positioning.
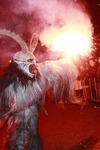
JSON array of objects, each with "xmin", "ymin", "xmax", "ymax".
[{"xmin": 0, "ymin": 29, "xmax": 78, "ymax": 150}]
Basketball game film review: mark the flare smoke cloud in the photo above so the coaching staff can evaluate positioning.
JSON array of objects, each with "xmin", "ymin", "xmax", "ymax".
[
  {"xmin": 9, "ymin": 0, "xmax": 93, "ymax": 34},
  {"xmin": 0, "ymin": 0, "xmax": 93, "ymax": 64},
  {"xmin": 11, "ymin": 0, "xmax": 93, "ymax": 56}
]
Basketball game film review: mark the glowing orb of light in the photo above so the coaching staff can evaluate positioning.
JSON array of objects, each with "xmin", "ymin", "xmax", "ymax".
[
  {"xmin": 53, "ymin": 31, "xmax": 91, "ymax": 57},
  {"xmin": 40, "ymin": 27, "xmax": 93, "ymax": 60}
]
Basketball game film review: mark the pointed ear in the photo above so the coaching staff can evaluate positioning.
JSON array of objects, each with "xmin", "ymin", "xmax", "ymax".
[{"xmin": 29, "ymin": 33, "xmax": 39, "ymax": 53}]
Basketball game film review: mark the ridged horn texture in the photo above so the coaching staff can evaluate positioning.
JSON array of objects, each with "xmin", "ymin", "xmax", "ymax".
[{"xmin": 0, "ymin": 29, "xmax": 28, "ymax": 52}]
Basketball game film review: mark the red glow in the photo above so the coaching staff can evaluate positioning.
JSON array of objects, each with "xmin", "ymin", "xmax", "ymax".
[
  {"xmin": 40, "ymin": 25, "xmax": 93, "ymax": 61},
  {"xmin": 39, "ymin": 1, "xmax": 93, "ymax": 61}
]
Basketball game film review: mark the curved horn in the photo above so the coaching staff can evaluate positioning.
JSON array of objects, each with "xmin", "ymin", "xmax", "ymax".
[
  {"xmin": 0, "ymin": 29, "xmax": 28, "ymax": 52},
  {"xmin": 29, "ymin": 33, "xmax": 39, "ymax": 53}
]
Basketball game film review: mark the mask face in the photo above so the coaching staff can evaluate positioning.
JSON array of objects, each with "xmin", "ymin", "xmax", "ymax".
[
  {"xmin": 0, "ymin": 29, "xmax": 39, "ymax": 78},
  {"xmin": 13, "ymin": 51, "xmax": 37, "ymax": 78}
]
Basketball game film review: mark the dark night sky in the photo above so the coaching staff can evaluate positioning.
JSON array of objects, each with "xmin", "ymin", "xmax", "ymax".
[{"xmin": 86, "ymin": 0, "xmax": 100, "ymax": 33}]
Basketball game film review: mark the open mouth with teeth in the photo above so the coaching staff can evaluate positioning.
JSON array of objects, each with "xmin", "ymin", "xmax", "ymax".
[{"xmin": 29, "ymin": 64, "xmax": 37, "ymax": 74}]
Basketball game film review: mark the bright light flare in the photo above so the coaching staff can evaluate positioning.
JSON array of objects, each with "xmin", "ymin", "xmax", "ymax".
[
  {"xmin": 40, "ymin": 27, "xmax": 93, "ymax": 60},
  {"xmin": 53, "ymin": 31, "xmax": 92, "ymax": 57}
]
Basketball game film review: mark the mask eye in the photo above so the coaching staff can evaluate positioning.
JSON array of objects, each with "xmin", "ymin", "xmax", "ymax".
[{"xmin": 28, "ymin": 59, "xmax": 34, "ymax": 62}]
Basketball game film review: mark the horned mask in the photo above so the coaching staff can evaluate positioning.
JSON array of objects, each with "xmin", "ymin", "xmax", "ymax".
[{"xmin": 0, "ymin": 29, "xmax": 39, "ymax": 77}]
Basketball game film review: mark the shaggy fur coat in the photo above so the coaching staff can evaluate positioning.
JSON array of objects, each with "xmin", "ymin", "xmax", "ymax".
[{"xmin": 0, "ymin": 58, "xmax": 77, "ymax": 150}]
